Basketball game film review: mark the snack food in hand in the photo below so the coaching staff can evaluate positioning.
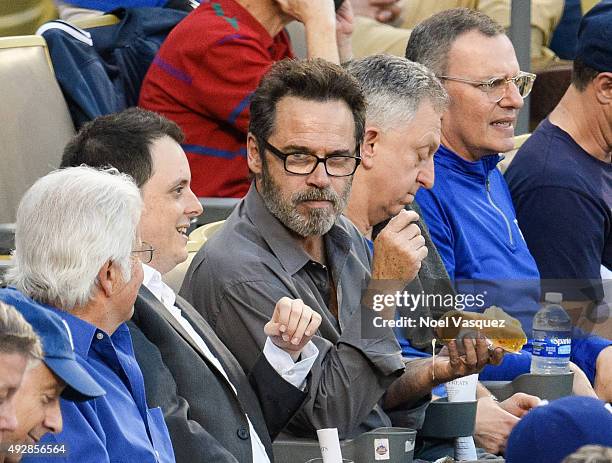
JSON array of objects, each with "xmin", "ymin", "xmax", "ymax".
[{"xmin": 435, "ymin": 306, "xmax": 527, "ymax": 353}]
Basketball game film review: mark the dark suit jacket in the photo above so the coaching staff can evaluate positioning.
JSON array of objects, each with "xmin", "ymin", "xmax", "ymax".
[{"xmin": 128, "ymin": 286, "xmax": 307, "ymax": 462}]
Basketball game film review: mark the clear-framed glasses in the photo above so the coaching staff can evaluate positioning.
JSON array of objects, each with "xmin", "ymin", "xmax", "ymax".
[
  {"xmin": 438, "ymin": 71, "xmax": 537, "ymax": 103},
  {"xmin": 131, "ymin": 242, "xmax": 154, "ymax": 264},
  {"xmin": 260, "ymin": 138, "xmax": 361, "ymax": 177}
]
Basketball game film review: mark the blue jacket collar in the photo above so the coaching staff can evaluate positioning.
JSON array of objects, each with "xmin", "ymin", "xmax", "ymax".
[{"xmin": 436, "ymin": 144, "xmax": 502, "ymax": 182}]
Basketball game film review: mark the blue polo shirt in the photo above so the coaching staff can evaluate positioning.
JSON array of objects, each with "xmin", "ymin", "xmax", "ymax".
[{"xmin": 25, "ymin": 304, "xmax": 175, "ymax": 463}]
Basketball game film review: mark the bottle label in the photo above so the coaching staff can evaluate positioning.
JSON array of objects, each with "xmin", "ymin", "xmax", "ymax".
[{"xmin": 532, "ymin": 331, "xmax": 571, "ymax": 358}]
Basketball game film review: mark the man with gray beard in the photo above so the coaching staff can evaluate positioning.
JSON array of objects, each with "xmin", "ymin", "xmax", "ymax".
[{"xmin": 180, "ymin": 58, "xmax": 486, "ymax": 440}]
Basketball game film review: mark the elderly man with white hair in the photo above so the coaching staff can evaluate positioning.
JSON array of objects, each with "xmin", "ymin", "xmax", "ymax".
[{"xmin": 5, "ymin": 166, "xmax": 175, "ymax": 463}]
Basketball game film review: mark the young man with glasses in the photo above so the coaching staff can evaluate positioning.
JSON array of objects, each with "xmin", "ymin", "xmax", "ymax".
[{"xmin": 180, "ymin": 58, "xmax": 465, "ymax": 440}]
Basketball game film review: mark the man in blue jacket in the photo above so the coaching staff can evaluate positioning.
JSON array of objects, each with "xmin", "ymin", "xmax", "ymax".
[{"xmin": 406, "ymin": 7, "xmax": 612, "ymax": 404}]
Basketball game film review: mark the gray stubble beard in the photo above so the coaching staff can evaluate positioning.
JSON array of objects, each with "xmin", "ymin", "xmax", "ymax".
[{"xmin": 258, "ymin": 164, "xmax": 352, "ymax": 237}]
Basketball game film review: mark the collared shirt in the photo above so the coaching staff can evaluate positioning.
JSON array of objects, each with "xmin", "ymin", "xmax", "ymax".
[
  {"xmin": 139, "ymin": 0, "xmax": 292, "ymax": 198},
  {"xmin": 142, "ymin": 264, "xmax": 317, "ymax": 463},
  {"xmin": 181, "ymin": 184, "xmax": 408, "ymax": 439},
  {"xmin": 28, "ymin": 307, "xmax": 175, "ymax": 463}
]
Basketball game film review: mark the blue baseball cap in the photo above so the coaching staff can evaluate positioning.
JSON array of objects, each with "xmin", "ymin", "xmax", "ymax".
[
  {"xmin": 0, "ymin": 288, "xmax": 105, "ymax": 401},
  {"xmin": 576, "ymin": 0, "xmax": 612, "ymax": 72},
  {"xmin": 506, "ymin": 396, "xmax": 612, "ymax": 463}
]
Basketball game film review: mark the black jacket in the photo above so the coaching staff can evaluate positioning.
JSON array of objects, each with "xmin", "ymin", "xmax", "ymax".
[{"xmin": 128, "ymin": 286, "xmax": 307, "ymax": 462}]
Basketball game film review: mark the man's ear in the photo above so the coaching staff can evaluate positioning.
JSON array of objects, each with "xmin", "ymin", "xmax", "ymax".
[
  {"xmin": 593, "ymin": 72, "xmax": 612, "ymax": 104},
  {"xmin": 97, "ymin": 260, "xmax": 119, "ymax": 297},
  {"xmin": 247, "ymin": 132, "xmax": 263, "ymax": 175},
  {"xmin": 360, "ymin": 126, "xmax": 381, "ymax": 170}
]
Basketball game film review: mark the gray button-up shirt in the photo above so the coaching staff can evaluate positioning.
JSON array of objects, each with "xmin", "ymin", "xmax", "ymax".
[{"xmin": 180, "ymin": 183, "xmax": 409, "ymax": 439}]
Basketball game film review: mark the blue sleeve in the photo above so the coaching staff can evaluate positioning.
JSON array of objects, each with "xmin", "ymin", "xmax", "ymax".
[
  {"xmin": 395, "ymin": 329, "xmax": 432, "ymax": 359},
  {"xmin": 513, "ymin": 186, "xmax": 604, "ymax": 281},
  {"xmin": 22, "ymin": 401, "xmax": 109, "ymax": 463},
  {"xmin": 571, "ymin": 333, "xmax": 612, "ymax": 385},
  {"xmin": 415, "ymin": 189, "xmax": 456, "ymax": 280}
]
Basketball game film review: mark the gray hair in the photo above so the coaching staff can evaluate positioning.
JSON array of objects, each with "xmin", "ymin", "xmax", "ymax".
[
  {"xmin": 345, "ymin": 54, "xmax": 448, "ymax": 129},
  {"xmin": 7, "ymin": 166, "xmax": 142, "ymax": 311},
  {"xmin": 405, "ymin": 8, "xmax": 505, "ymax": 76},
  {"xmin": 0, "ymin": 301, "xmax": 42, "ymax": 361},
  {"xmin": 562, "ymin": 445, "xmax": 612, "ymax": 463}
]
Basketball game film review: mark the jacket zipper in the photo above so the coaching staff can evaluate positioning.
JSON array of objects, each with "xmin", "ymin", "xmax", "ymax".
[{"xmin": 486, "ymin": 176, "xmax": 514, "ymax": 246}]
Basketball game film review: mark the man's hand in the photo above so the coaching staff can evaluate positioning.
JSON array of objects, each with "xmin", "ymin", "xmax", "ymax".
[
  {"xmin": 368, "ymin": 0, "xmax": 401, "ymax": 23},
  {"xmin": 433, "ymin": 337, "xmax": 504, "ymax": 383},
  {"xmin": 474, "ymin": 395, "xmax": 519, "ymax": 455},
  {"xmin": 473, "ymin": 392, "xmax": 538, "ymax": 454},
  {"xmin": 371, "ymin": 209, "xmax": 428, "ymax": 282},
  {"xmin": 264, "ymin": 297, "xmax": 322, "ymax": 361},
  {"xmin": 274, "ymin": 0, "xmax": 335, "ymax": 27},
  {"xmin": 498, "ymin": 392, "xmax": 540, "ymax": 418},
  {"xmin": 275, "ymin": 0, "xmax": 350, "ymax": 63},
  {"xmin": 335, "ymin": 0, "xmax": 354, "ymax": 62},
  {"xmin": 383, "ymin": 339, "xmax": 503, "ymax": 411}
]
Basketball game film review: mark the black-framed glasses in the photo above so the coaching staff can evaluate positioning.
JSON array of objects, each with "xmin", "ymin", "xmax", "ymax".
[
  {"xmin": 131, "ymin": 242, "xmax": 154, "ymax": 264},
  {"xmin": 260, "ymin": 138, "xmax": 361, "ymax": 177},
  {"xmin": 438, "ymin": 71, "xmax": 536, "ymax": 103}
]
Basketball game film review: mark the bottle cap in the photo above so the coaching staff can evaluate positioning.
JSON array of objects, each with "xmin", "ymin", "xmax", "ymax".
[{"xmin": 544, "ymin": 292, "xmax": 563, "ymax": 304}]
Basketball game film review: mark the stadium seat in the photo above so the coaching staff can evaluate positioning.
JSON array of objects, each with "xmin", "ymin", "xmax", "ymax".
[
  {"xmin": 581, "ymin": 0, "xmax": 599, "ymax": 13},
  {"xmin": 0, "ymin": 223, "xmax": 14, "ymax": 285},
  {"xmin": 498, "ymin": 133, "xmax": 531, "ymax": 174},
  {"xmin": 0, "ymin": 0, "xmax": 57, "ymax": 37},
  {"xmin": 163, "ymin": 220, "xmax": 225, "ymax": 293},
  {"xmin": 196, "ymin": 197, "xmax": 240, "ymax": 226},
  {"xmin": 273, "ymin": 427, "xmax": 417, "ymax": 463},
  {"xmin": 0, "ymin": 35, "xmax": 74, "ymax": 224},
  {"xmin": 482, "ymin": 371, "xmax": 574, "ymax": 401},
  {"xmin": 69, "ymin": 13, "xmax": 120, "ymax": 29},
  {"xmin": 530, "ymin": 60, "xmax": 573, "ymax": 131},
  {"xmin": 420, "ymin": 398, "xmax": 477, "ymax": 439}
]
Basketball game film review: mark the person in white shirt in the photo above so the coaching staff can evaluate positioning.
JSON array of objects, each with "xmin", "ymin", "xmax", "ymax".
[{"xmin": 60, "ymin": 107, "xmax": 322, "ymax": 463}]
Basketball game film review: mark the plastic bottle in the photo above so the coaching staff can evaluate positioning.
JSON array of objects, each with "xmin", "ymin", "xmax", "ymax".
[{"xmin": 530, "ymin": 292, "xmax": 572, "ymax": 374}]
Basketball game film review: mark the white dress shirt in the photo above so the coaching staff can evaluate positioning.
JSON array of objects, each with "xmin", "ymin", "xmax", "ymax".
[{"xmin": 142, "ymin": 264, "xmax": 318, "ymax": 463}]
